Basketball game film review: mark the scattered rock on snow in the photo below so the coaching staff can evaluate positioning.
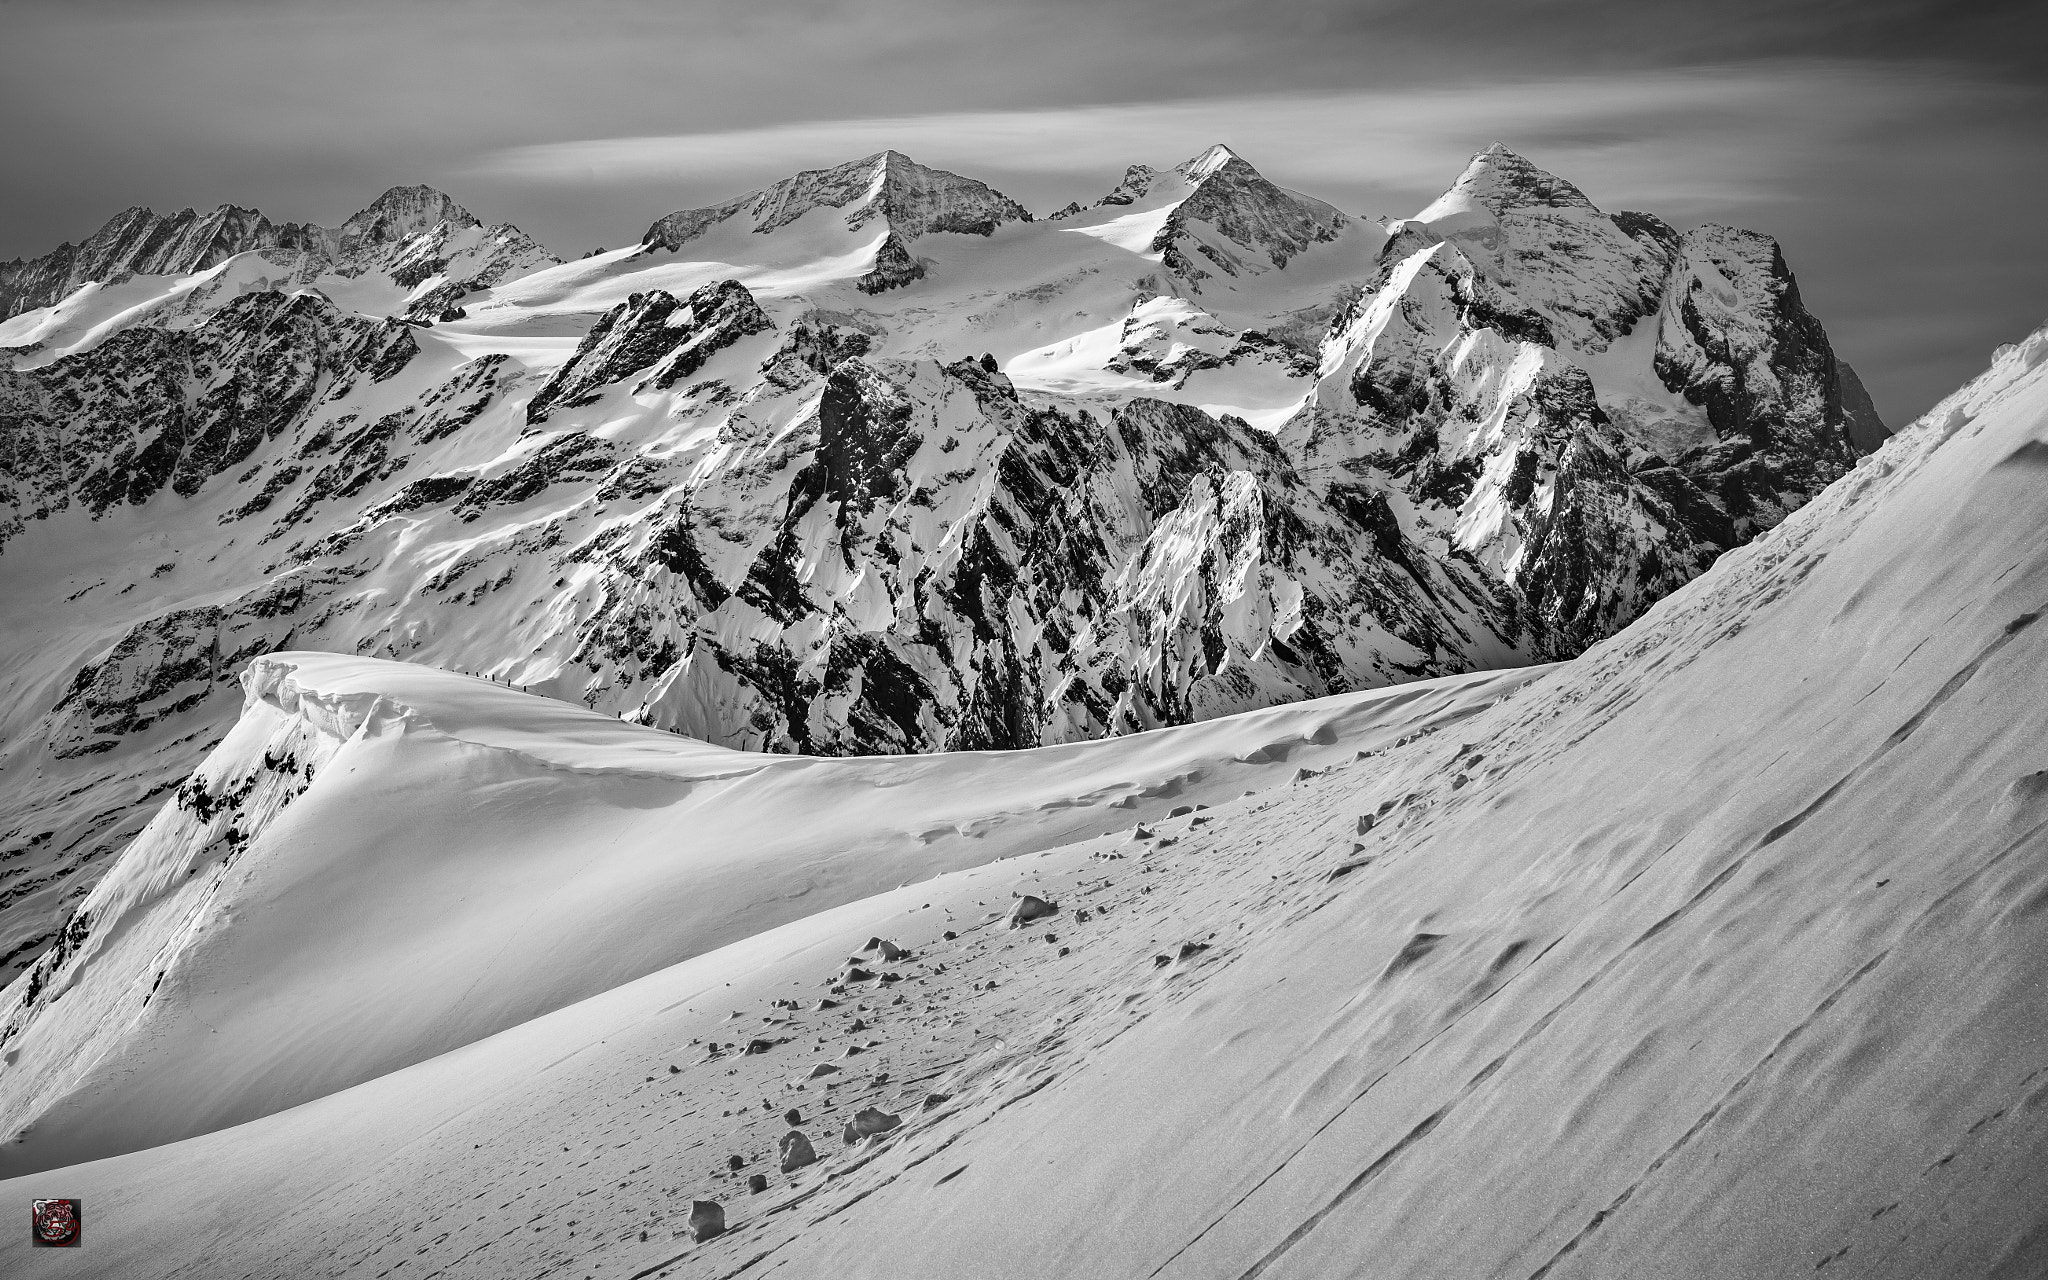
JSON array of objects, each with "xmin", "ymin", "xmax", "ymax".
[
  {"xmin": 689, "ymin": 1200, "xmax": 726, "ymax": 1242},
  {"xmin": 841, "ymin": 1106, "xmax": 903, "ymax": 1144},
  {"xmin": 778, "ymin": 1130, "xmax": 817, "ymax": 1172},
  {"xmin": 1006, "ymin": 895, "xmax": 1059, "ymax": 928}
]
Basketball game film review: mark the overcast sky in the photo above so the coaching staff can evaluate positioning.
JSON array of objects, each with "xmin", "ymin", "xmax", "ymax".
[{"xmin": 3, "ymin": 0, "xmax": 2044, "ymax": 425}]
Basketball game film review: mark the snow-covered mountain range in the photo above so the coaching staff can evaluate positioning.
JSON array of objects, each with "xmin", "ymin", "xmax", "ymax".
[
  {"xmin": 2, "ymin": 294, "xmax": 2041, "ymax": 1279},
  {"xmin": 0, "ymin": 144, "xmax": 1882, "ymax": 982}
]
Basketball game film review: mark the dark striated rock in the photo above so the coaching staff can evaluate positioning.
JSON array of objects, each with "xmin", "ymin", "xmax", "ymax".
[
  {"xmin": 856, "ymin": 231, "xmax": 926, "ymax": 295},
  {"xmin": 526, "ymin": 280, "xmax": 774, "ymax": 422},
  {"xmin": 765, "ymin": 310, "xmax": 880, "ymax": 378},
  {"xmin": 1154, "ymin": 145, "xmax": 1349, "ymax": 276},
  {"xmin": 0, "ymin": 292, "xmax": 417, "ymax": 544},
  {"xmin": 1654, "ymin": 224, "xmax": 1866, "ymax": 538}
]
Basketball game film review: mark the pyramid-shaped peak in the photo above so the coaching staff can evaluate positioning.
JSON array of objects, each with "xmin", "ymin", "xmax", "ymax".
[
  {"xmin": 340, "ymin": 185, "xmax": 478, "ymax": 246},
  {"xmin": 648, "ymin": 151, "xmax": 1031, "ymax": 249},
  {"xmin": 1176, "ymin": 143, "xmax": 1254, "ymax": 183},
  {"xmin": 754, "ymin": 151, "xmax": 1031, "ymax": 238},
  {"xmin": 1421, "ymin": 145, "xmax": 1597, "ymax": 222}
]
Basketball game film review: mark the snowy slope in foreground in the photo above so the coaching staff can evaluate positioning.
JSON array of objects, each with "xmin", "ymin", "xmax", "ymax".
[
  {"xmin": 0, "ymin": 651, "xmax": 1537, "ymax": 1175},
  {"xmin": 0, "ymin": 324, "xmax": 2040, "ymax": 1276}
]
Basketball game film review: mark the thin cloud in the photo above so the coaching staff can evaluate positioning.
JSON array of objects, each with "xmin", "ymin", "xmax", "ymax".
[{"xmin": 465, "ymin": 62, "xmax": 1990, "ymax": 217}]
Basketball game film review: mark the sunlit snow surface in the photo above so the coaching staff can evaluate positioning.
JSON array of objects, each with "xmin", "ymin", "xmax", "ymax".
[{"xmin": 1, "ymin": 327, "xmax": 2043, "ymax": 1278}]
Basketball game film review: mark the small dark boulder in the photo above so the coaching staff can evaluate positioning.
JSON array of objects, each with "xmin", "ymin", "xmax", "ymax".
[{"xmin": 689, "ymin": 1199, "xmax": 726, "ymax": 1242}]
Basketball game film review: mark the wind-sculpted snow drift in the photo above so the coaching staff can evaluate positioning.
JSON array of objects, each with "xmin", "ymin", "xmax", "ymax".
[
  {"xmin": 0, "ymin": 145, "xmax": 1880, "ymax": 985},
  {"xmin": 0, "ymin": 317, "xmax": 2040, "ymax": 1277},
  {"xmin": 0, "ymin": 650, "xmax": 1541, "ymax": 1174}
]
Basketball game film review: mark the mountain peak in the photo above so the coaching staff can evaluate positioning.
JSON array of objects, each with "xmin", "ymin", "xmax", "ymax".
[
  {"xmin": 1154, "ymin": 145, "xmax": 1349, "ymax": 276},
  {"xmin": 1418, "ymin": 145, "xmax": 1597, "ymax": 224},
  {"xmin": 1176, "ymin": 143, "xmax": 1248, "ymax": 183},
  {"xmin": 646, "ymin": 151, "xmax": 1030, "ymax": 251},
  {"xmin": 339, "ymin": 185, "xmax": 477, "ymax": 248}
]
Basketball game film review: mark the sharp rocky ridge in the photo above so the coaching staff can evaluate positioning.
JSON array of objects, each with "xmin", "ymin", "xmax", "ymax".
[{"xmin": 0, "ymin": 144, "xmax": 1883, "ymax": 981}]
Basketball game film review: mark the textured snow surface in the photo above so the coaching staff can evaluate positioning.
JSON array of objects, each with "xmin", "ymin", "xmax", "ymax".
[
  {"xmin": 0, "ymin": 322, "xmax": 2039, "ymax": 1277},
  {"xmin": 0, "ymin": 653, "xmax": 1538, "ymax": 1171}
]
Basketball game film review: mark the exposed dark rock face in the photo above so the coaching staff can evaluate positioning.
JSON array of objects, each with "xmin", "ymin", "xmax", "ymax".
[
  {"xmin": 0, "ymin": 292, "xmax": 417, "ymax": 543},
  {"xmin": 1652, "ymin": 225, "xmax": 1866, "ymax": 538},
  {"xmin": 766, "ymin": 310, "xmax": 880, "ymax": 378},
  {"xmin": 1835, "ymin": 361, "xmax": 1890, "ymax": 454},
  {"xmin": 563, "ymin": 356, "xmax": 1523, "ymax": 757},
  {"xmin": 527, "ymin": 280, "xmax": 776, "ymax": 422},
  {"xmin": 335, "ymin": 184, "xmax": 475, "ymax": 253},
  {"xmin": 1286, "ymin": 145, "xmax": 1883, "ymax": 661},
  {"xmin": 855, "ymin": 232, "xmax": 927, "ymax": 295},
  {"xmin": 1154, "ymin": 145, "xmax": 1349, "ymax": 275}
]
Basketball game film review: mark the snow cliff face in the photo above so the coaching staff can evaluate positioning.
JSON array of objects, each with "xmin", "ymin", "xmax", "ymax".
[{"xmin": 0, "ymin": 145, "xmax": 1880, "ymax": 981}]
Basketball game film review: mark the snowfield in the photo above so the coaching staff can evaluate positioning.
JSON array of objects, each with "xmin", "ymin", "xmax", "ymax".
[{"xmin": 0, "ymin": 298, "xmax": 2041, "ymax": 1279}]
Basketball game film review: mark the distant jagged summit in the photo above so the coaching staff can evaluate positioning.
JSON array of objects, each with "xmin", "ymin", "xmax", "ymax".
[
  {"xmin": 1070, "ymin": 144, "xmax": 1348, "ymax": 279},
  {"xmin": 1417, "ymin": 142, "xmax": 1598, "ymax": 222},
  {"xmin": 1162, "ymin": 143, "xmax": 1348, "ymax": 273},
  {"xmin": 0, "ymin": 184, "xmax": 550, "ymax": 321},
  {"xmin": 0, "ymin": 204, "xmax": 325, "ymax": 320},
  {"xmin": 643, "ymin": 151, "xmax": 1032, "ymax": 252},
  {"xmin": 338, "ymin": 185, "xmax": 479, "ymax": 250}
]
